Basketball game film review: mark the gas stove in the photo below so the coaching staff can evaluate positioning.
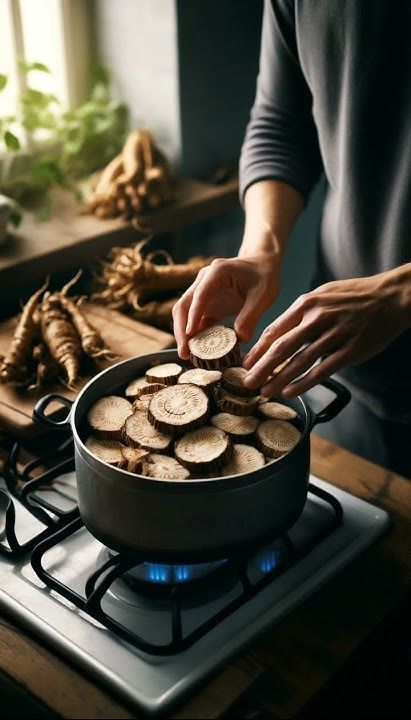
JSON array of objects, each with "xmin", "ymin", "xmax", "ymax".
[{"xmin": 0, "ymin": 436, "xmax": 390, "ymax": 716}]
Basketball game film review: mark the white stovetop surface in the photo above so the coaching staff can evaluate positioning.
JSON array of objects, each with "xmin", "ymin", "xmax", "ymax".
[{"xmin": 0, "ymin": 474, "xmax": 390, "ymax": 716}]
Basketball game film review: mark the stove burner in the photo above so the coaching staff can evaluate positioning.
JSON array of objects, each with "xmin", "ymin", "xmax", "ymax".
[
  {"xmin": 141, "ymin": 560, "xmax": 226, "ymax": 584},
  {"xmin": 101, "ymin": 549, "xmax": 237, "ymax": 609},
  {"xmin": 30, "ymin": 484, "xmax": 344, "ymax": 655}
]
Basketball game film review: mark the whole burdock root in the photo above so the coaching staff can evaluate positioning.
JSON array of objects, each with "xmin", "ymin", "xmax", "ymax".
[
  {"xmin": 56, "ymin": 271, "xmax": 116, "ymax": 360},
  {"xmin": 0, "ymin": 281, "xmax": 48, "ymax": 385},
  {"xmin": 41, "ymin": 291, "xmax": 83, "ymax": 387}
]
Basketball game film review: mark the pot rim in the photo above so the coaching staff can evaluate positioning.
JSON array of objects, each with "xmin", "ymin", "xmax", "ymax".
[{"xmin": 71, "ymin": 350, "xmax": 313, "ymax": 488}]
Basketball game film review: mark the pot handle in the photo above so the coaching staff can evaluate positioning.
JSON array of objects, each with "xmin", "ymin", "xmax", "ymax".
[
  {"xmin": 32, "ymin": 393, "xmax": 73, "ymax": 430},
  {"xmin": 310, "ymin": 378, "xmax": 351, "ymax": 427}
]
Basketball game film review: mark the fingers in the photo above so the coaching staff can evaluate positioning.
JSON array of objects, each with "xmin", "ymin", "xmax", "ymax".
[
  {"xmin": 234, "ymin": 288, "xmax": 265, "ymax": 342},
  {"xmin": 172, "ymin": 281, "xmax": 200, "ymax": 358},
  {"xmin": 259, "ymin": 330, "xmax": 336, "ymax": 397},
  {"xmin": 242, "ymin": 294, "xmax": 309, "ymax": 370},
  {"xmin": 243, "ymin": 313, "xmax": 328, "ymax": 390},
  {"xmin": 282, "ymin": 349, "xmax": 348, "ymax": 397},
  {"xmin": 185, "ymin": 266, "xmax": 221, "ymax": 336}
]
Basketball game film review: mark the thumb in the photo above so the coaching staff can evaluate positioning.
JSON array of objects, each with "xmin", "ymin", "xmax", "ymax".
[{"xmin": 234, "ymin": 293, "xmax": 262, "ymax": 342}]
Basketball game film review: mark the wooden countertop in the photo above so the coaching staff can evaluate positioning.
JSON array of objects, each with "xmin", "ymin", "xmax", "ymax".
[
  {"xmin": 0, "ymin": 435, "xmax": 410, "ymax": 719},
  {"xmin": 0, "ymin": 176, "xmax": 239, "ymax": 295}
]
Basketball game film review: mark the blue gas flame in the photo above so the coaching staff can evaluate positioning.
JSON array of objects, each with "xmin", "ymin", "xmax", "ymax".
[
  {"xmin": 143, "ymin": 560, "xmax": 226, "ymax": 584},
  {"xmin": 146, "ymin": 563, "xmax": 170, "ymax": 583},
  {"xmin": 144, "ymin": 563, "xmax": 191, "ymax": 584},
  {"xmin": 259, "ymin": 548, "xmax": 281, "ymax": 574}
]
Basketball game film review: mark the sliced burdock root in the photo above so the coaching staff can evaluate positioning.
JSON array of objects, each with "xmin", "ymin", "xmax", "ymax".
[
  {"xmin": 175, "ymin": 426, "xmax": 233, "ymax": 474},
  {"xmin": 256, "ymin": 419, "xmax": 301, "ymax": 458},
  {"xmin": 132, "ymin": 395, "xmax": 152, "ymax": 412},
  {"xmin": 87, "ymin": 396, "xmax": 133, "ymax": 440},
  {"xmin": 118, "ymin": 446, "xmax": 150, "ymax": 473},
  {"xmin": 177, "ymin": 368, "xmax": 222, "ymax": 394},
  {"xmin": 188, "ymin": 325, "xmax": 240, "ymax": 370},
  {"xmin": 148, "ymin": 383, "xmax": 209, "ymax": 436},
  {"xmin": 146, "ymin": 362, "xmax": 182, "ymax": 385},
  {"xmin": 222, "ymin": 366, "xmax": 259, "ymax": 398},
  {"xmin": 142, "ymin": 453, "xmax": 190, "ymax": 480},
  {"xmin": 125, "ymin": 376, "xmax": 150, "ymax": 400},
  {"xmin": 124, "ymin": 411, "xmax": 172, "ymax": 452},
  {"xmin": 221, "ymin": 444, "xmax": 265, "ymax": 476},
  {"xmin": 85, "ymin": 436, "xmax": 125, "ymax": 465},
  {"xmin": 215, "ymin": 387, "xmax": 260, "ymax": 416},
  {"xmin": 257, "ymin": 401, "xmax": 297, "ymax": 420},
  {"xmin": 138, "ymin": 382, "xmax": 165, "ymax": 397},
  {"xmin": 211, "ymin": 412, "xmax": 259, "ymax": 442}
]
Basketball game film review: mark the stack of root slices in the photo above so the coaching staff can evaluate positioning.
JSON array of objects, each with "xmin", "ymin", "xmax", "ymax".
[{"xmin": 85, "ymin": 325, "xmax": 302, "ymax": 479}]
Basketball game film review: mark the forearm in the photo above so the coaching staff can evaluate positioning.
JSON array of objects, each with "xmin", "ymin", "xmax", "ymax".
[
  {"xmin": 383, "ymin": 262, "xmax": 411, "ymax": 328},
  {"xmin": 239, "ymin": 179, "xmax": 304, "ymax": 262}
]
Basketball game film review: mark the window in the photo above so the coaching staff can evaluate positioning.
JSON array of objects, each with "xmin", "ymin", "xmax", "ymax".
[{"xmin": 0, "ymin": 0, "xmax": 90, "ymax": 147}]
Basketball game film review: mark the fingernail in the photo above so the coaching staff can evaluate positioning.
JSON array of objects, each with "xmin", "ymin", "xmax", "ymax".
[{"xmin": 243, "ymin": 373, "xmax": 256, "ymax": 387}]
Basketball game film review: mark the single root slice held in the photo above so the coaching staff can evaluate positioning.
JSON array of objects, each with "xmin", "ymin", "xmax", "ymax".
[
  {"xmin": 146, "ymin": 362, "xmax": 182, "ymax": 385},
  {"xmin": 148, "ymin": 383, "xmax": 209, "ymax": 435},
  {"xmin": 177, "ymin": 368, "xmax": 222, "ymax": 394},
  {"xmin": 188, "ymin": 325, "xmax": 240, "ymax": 370},
  {"xmin": 142, "ymin": 453, "xmax": 190, "ymax": 480},
  {"xmin": 118, "ymin": 447, "xmax": 150, "ymax": 473},
  {"xmin": 221, "ymin": 444, "xmax": 266, "ymax": 476},
  {"xmin": 175, "ymin": 426, "xmax": 232, "ymax": 474},
  {"xmin": 87, "ymin": 396, "xmax": 133, "ymax": 440},
  {"xmin": 211, "ymin": 413, "xmax": 259, "ymax": 442},
  {"xmin": 125, "ymin": 376, "xmax": 149, "ymax": 400},
  {"xmin": 215, "ymin": 387, "xmax": 260, "ymax": 416},
  {"xmin": 257, "ymin": 401, "xmax": 297, "ymax": 420},
  {"xmin": 256, "ymin": 419, "xmax": 301, "ymax": 458},
  {"xmin": 85, "ymin": 436, "xmax": 125, "ymax": 466},
  {"xmin": 124, "ymin": 411, "xmax": 172, "ymax": 452},
  {"xmin": 222, "ymin": 366, "xmax": 259, "ymax": 398}
]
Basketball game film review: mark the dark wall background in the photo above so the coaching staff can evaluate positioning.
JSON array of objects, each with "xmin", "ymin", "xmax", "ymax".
[{"xmin": 177, "ymin": 0, "xmax": 263, "ymax": 177}]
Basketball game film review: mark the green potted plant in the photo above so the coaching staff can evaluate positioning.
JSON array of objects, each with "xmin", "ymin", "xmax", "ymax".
[{"xmin": 0, "ymin": 62, "xmax": 128, "ymax": 236}]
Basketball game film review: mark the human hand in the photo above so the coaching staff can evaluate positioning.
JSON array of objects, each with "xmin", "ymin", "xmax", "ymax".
[
  {"xmin": 243, "ymin": 270, "xmax": 411, "ymax": 398},
  {"xmin": 173, "ymin": 252, "xmax": 281, "ymax": 359}
]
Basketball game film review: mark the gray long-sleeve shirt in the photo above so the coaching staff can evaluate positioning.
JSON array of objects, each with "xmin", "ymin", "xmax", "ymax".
[{"xmin": 240, "ymin": 0, "xmax": 411, "ymax": 422}]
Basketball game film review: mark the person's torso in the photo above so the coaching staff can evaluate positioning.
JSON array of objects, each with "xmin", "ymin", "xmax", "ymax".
[{"xmin": 295, "ymin": 0, "xmax": 411, "ymax": 420}]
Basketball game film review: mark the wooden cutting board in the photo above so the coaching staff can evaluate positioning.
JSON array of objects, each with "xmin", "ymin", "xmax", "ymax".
[{"xmin": 0, "ymin": 303, "xmax": 174, "ymax": 438}]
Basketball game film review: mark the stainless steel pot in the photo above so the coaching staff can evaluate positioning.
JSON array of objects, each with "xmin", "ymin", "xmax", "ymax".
[{"xmin": 33, "ymin": 350, "xmax": 350, "ymax": 561}]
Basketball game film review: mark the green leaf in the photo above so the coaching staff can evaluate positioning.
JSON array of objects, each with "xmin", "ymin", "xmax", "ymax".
[
  {"xmin": 9, "ymin": 209, "xmax": 22, "ymax": 227},
  {"xmin": 4, "ymin": 130, "xmax": 20, "ymax": 150},
  {"xmin": 90, "ymin": 65, "xmax": 111, "ymax": 88},
  {"xmin": 0, "ymin": 74, "xmax": 7, "ymax": 91},
  {"xmin": 18, "ymin": 59, "xmax": 50, "ymax": 74},
  {"xmin": 21, "ymin": 88, "xmax": 59, "ymax": 107},
  {"xmin": 35, "ymin": 200, "xmax": 52, "ymax": 222}
]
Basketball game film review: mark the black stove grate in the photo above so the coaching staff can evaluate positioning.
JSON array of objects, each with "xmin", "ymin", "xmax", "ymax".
[
  {"xmin": 30, "ymin": 483, "xmax": 343, "ymax": 656},
  {"xmin": 0, "ymin": 437, "xmax": 79, "ymax": 558}
]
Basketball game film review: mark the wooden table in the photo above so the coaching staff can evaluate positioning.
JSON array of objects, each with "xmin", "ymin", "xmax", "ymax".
[
  {"xmin": 0, "ymin": 176, "xmax": 239, "ymax": 295},
  {"xmin": 0, "ymin": 436, "xmax": 409, "ymax": 719}
]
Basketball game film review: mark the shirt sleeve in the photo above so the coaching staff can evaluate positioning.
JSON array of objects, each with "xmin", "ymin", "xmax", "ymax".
[{"xmin": 239, "ymin": 0, "xmax": 322, "ymax": 204}]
